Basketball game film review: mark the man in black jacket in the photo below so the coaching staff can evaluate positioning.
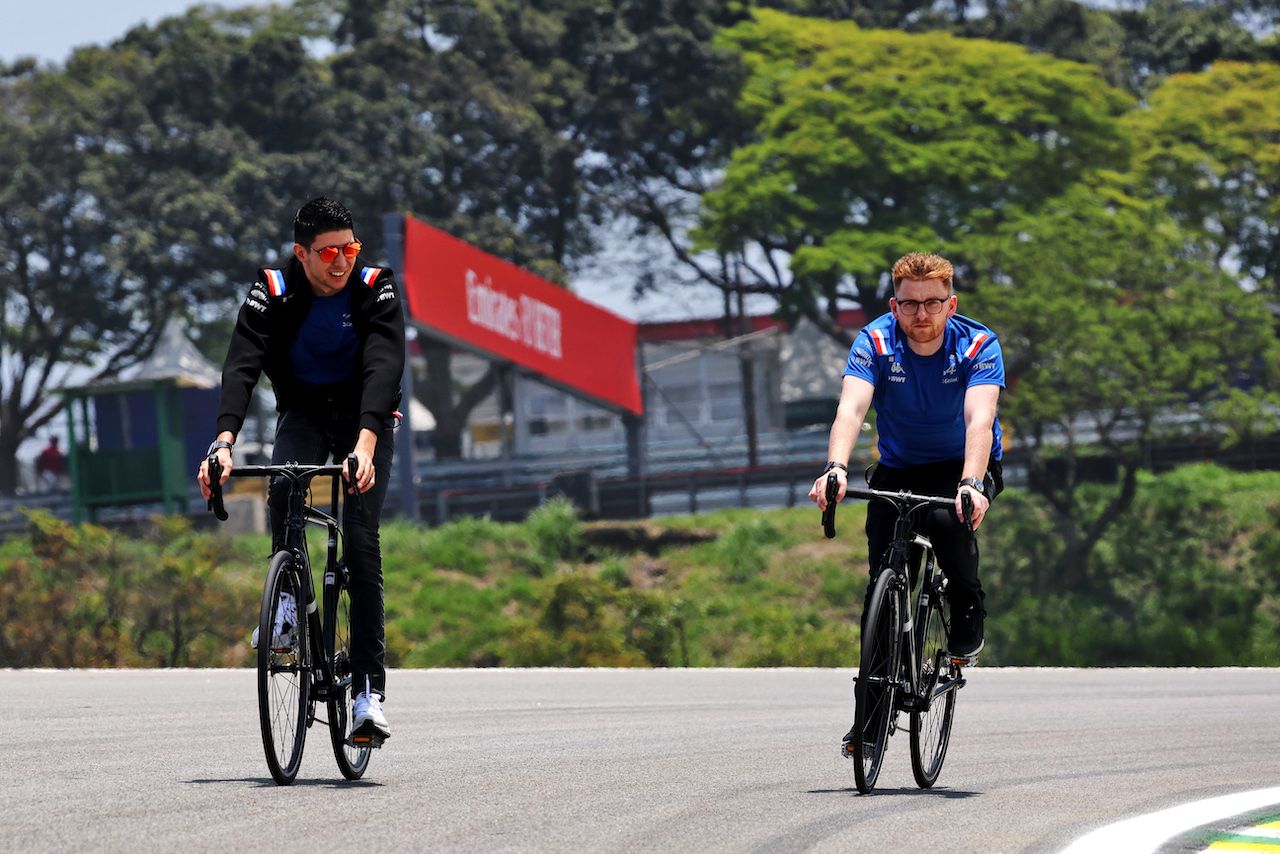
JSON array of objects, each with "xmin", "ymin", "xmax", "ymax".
[{"xmin": 199, "ymin": 197, "xmax": 405, "ymax": 744}]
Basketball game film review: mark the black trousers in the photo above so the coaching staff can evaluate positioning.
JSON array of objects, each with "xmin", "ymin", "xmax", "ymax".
[
  {"xmin": 864, "ymin": 458, "xmax": 998, "ymax": 612},
  {"xmin": 269, "ymin": 409, "xmax": 394, "ymax": 699}
]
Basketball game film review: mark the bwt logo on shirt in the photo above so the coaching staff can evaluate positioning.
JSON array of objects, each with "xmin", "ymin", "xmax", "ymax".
[{"xmin": 465, "ymin": 269, "xmax": 563, "ymax": 359}]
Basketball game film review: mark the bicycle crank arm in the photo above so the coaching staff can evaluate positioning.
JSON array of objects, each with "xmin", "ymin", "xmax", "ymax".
[{"xmin": 932, "ymin": 675, "xmax": 967, "ymax": 699}]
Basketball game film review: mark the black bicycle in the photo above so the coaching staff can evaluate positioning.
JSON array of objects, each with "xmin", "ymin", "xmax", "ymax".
[
  {"xmin": 823, "ymin": 473, "xmax": 972, "ymax": 794},
  {"xmin": 207, "ymin": 454, "xmax": 375, "ymax": 786}
]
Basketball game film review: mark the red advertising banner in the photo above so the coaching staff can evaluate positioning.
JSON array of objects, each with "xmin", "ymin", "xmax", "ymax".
[{"xmin": 400, "ymin": 216, "xmax": 643, "ymax": 415}]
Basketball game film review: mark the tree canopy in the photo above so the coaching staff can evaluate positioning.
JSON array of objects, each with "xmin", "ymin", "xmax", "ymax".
[
  {"xmin": 1125, "ymin": 60, "xmax": 1280, "ymax": 294},
  {"xmin": 695, "ymin": 9, "xmax": 1132, "ymax": 339},
  {"xmin": 963, "ymin": 178, "xmax": 1280, "ymax": 584}
]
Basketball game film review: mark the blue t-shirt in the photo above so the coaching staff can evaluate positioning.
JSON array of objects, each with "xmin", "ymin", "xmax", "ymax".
[
  {"xmin": 843, "ymin": 312, "xmax": 1005, "ymax": 468},
  {"xmin": 289, "ymin": 288, "xmax": 359, "ymax": 388}
]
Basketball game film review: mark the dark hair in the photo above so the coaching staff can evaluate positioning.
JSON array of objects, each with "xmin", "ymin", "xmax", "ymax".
[{"xmin": 293, "ymin": 197, "xmax": 354, "ymax": 246}]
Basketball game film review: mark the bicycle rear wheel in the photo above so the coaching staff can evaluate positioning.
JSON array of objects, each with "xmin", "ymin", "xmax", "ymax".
[
  {"xmin": 852, "ymin": 567, "xmax": 902, "ymax": 794},
  {"xmin": 910, "ymin": 586, "xmax": 957, "ymax": 788},
  {"xmin": 258, "ymin": 550, "xmax": 310, "ymax": 786},
  {"xmin": 326, "ymin": 561, "xmax": 371, "ymax": 779}
]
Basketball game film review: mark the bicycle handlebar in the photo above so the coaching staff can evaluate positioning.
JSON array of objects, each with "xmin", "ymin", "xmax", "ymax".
[
  {"xmin": 820, "ymin": 482, "xmax": 977, "ymax": 538},
  {"xmin": 205, "ymin": 455, "xmax": 367, "ymax": 521},
  {"xmin": 844, "ymin": 485, "xmax": 958, "ymax": 511}
]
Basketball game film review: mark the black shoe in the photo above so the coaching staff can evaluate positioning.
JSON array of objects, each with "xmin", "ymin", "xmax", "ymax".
[
  {"xmin": 948, "ymin": 600, "xmax": 985, "ymax": 659},
  {"xmin": 841, "ymin": 725, "xmax": 877, "ymax": 757}
]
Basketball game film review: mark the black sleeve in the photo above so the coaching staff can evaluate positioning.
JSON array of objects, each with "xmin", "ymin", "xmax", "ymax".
[
  {"xmin": 357, "ymin": 268, "xmax": 407, "ymax": 435},
  {"xmin": 215, "ymin": 275, "xmax": 273, "ymax": 438}
]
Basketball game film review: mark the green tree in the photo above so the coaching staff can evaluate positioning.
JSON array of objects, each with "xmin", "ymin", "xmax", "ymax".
[
  {"xmin": 963, "ymin": 178, "xmax": 1280, "ymax": 587},
  {"xmin": 1125, "ymin": 60, "xmax": 1280, "ymax": 296},
  {"xmin": 0, "ymin": 8, "xmax": 330, "ymax": 494},
  {"xmin": 1109, "ymin": 0, "xmax": 1271, "ymax": 95},
  {"xmin": 693, "ymin": 10, "xmax": 1132, "ymax": 345},
  {"xmin": 961, "ymin": 0, "xmax": 1134, "ymax": 92}
]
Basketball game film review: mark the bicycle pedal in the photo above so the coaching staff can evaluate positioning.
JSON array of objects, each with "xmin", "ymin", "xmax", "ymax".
[
  {"xmin": 949, "ymin": 653, "xmax": 978, "ymax": 667},
  {"xmin": 348, "ymin": 732, "xmax": 386, "ymax": 749}
]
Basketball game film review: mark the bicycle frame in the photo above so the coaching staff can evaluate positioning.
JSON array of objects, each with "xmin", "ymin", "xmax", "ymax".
[
  {"xmin": 827, "ymin": 474, "xmax": 973, "ymax": 792},
  {"xmin": 207, "ymin": 453, "xmax": 374, "ymax": 783},
  {"xmin": 853, "ymin": 486, "xmax": 971, "ymax": 698},
  {"xmin": 239, "ymin": 463, "xmax": 351, "ymax": 706},
  {"xmin": 850, "ymin": 487, "xmax": 964, "ymax": 713}
]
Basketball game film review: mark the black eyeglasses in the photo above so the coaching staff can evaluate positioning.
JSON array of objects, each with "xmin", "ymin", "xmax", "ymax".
[{"xmin": 894, "ymin": 297, "xmax": 948, "ymax": 316}]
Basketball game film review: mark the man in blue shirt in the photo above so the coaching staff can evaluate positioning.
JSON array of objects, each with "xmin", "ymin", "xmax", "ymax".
[
  {"xmin": 199, "ymin": 197, "xmax": 404, "ymax": 746},
  {"xmin": 809, "ymin": 252, "xmax": 1004, "ymax": 664}
]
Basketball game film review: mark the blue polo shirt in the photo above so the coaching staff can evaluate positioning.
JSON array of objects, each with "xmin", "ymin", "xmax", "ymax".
[{"xmin": 844, "ymin": 312, "xmax": 1005, "ymax": 468}]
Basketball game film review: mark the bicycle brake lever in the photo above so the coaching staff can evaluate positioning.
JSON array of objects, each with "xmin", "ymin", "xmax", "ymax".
[
  {"xmin": 345, "ymin": 453, "xmax": 370, "ymax": 522},
  {"xmin": 960, "ymin": 490, "xmax": 974, "ymax": 534},
  {"xmin": 822, "ymin": 473, "xmax": 839, "ymax": 539},
  {"xmin": 207, "ymin": 454, "xmax": 229, "ymax": 521}
]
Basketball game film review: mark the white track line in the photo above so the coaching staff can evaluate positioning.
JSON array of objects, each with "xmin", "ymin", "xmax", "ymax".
[{"xmin": 1059, "ymin": 788, "xmax": 1280, "ymax": 854}]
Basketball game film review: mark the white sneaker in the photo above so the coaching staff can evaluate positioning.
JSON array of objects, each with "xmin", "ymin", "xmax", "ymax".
[
  {"xmin": 250, "ymin": 592, "xmax": 298, "ymax": 650},
  {"xmin": 351, "ymin": 689, "xmax": 391, "ymax": 742}
]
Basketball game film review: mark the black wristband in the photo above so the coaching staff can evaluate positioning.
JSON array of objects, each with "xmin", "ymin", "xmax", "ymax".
[
  {"xmin": 206, "ymin": 440, "xmax": 234, "ymax": 457},
  {"xmin": 959, "ymin": 476, "xmax": 985, "ymax": 496},
  {"xmin": 823, "ymin": 461, "xmax": 848, "ymax": 475}
]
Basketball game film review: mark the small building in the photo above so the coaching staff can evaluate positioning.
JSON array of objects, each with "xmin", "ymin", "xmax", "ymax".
[{"xmin": 62, "ymin": 320, "xmax": 221, "ymax": 522}]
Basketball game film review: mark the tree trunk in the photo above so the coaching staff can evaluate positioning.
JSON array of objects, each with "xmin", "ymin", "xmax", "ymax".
[
  {"xmin": 0, "ymin": 412, "xmax": 23, "ymax": 496},
  {"xmin": 1043, "ymin": 459, "xmax": 1139, "ymax": 590}
]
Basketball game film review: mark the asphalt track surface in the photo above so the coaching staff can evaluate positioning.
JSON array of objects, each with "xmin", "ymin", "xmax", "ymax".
[{"xmin": 3, "ymin": 667, "xmax": 1278, "ymax": 853}]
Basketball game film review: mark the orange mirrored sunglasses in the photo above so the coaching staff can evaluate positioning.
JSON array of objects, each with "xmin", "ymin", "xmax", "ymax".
[{"xmin": 310, "ymin": 240, "xmax": 362, "ymax": 263}]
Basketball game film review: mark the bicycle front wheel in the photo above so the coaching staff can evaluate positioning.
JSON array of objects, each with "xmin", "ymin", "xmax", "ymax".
[
  {"xmin": 910, "ymin": 588, "xmax": 957, "ymax": 788},
  {"xmin": 852, "ymin": 567, "xmax": 902, "ymax": 794},
  {"xmin": 326, "ymin": 562, "xmax": 371, "ymax": 779},
  {"xmin": 258, "ymin": 550, "xmax": 310, "ymax": 786}
]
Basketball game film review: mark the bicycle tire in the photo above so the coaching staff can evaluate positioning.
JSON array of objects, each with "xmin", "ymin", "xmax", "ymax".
[
  {"xmin": 326, "ymin": 561, "xmax": 371, "ymax": 779},
  {"xmin": 910, "ymin": 586, "xmax": 957, "ymax": 788},
  {"xmin": 258, "ymin": 550, "xmax": 310, "ymax": 786},
  {"xmin": 852, "ymin": 566, "xmax": 902, "ymax": 794}
]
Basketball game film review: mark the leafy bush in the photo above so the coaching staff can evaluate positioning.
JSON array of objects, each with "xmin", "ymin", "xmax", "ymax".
[
  {"xmin": 521, "ymin": 497, "xmax": 583, "ymax": 575},
  {"xmin": 5, "ymin": 464, "xmax": 1280, "ymax": 669},
  {"xmin": 0, "ymin": 511, "xmax": 255, "ymax": 667}
]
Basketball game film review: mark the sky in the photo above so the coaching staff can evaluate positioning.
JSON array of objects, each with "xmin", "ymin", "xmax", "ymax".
[{"xmin": 3, "ymin": 1, "xmax": 262, "ymax": 66}]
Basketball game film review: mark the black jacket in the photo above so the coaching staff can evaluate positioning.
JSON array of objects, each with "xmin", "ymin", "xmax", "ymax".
[{"xmin": 216, "ymin": 255, "xmax": 406, "ymax": 438}]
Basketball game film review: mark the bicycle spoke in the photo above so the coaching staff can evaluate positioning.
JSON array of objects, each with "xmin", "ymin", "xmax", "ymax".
[
  {"xmin": 258, "ymin": 553, "xmax": 310, "ymax": 785},
  {"xmin": 852, "ymin": 569, "xmax": 901, "ymax": 794},
  {"xmin": 911, "ymin": 595, "xmax": 956, "ymax": 788}
]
